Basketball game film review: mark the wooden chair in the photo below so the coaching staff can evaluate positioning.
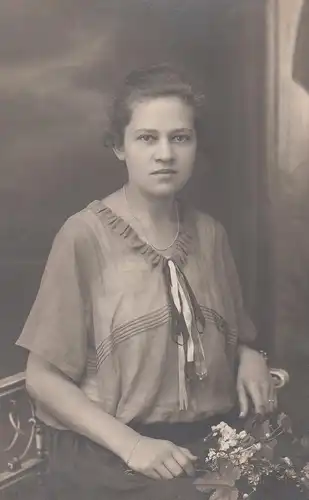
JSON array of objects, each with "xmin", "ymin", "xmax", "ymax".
[
  {"xmin": 0, "ymin": 368, "xmax": 290, "ymax": 499},
  {"xmin": 0, "ymin": 373, "xmax": 47, "ymax": 499}
]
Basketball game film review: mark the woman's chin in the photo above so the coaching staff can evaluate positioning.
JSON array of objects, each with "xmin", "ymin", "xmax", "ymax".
[{"xmin": 145, "ymin": 180, "xmax": 186, "ymax": 199}]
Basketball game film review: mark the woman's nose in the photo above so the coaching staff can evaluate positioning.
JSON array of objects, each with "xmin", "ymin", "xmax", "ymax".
[{"xmin": 155, "ymin": 138, "xmax": 174, "ymax": 162}]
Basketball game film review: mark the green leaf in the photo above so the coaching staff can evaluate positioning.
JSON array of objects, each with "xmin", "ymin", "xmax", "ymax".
[
  {"xmin": 259, "ymin": 439, "xmax": 277, "ymax": 461},
  {"xmin": 300, "ymin": 476, "xmax": 309, "ymax": 490},
  {"xmin": 194, "ymin": 461, "xmax": 241, "ymax": 493},
  {"xmin": 218, "ymin": 458, "xmax": 241, "ymax": 483},
  {"xmin": 210, "ymin": 486, "xmax": 239, "ymax": 500},
  {"xmin": 277, "ymin": 412, "xmax": 293, "ymax": 434},
  {"xmin": 301, "ymin": 435, "xmax": 309, "ymax": 453},
  {"xmin": 194, "ymin": 471, "xmax": 234, "ymax": 492}
]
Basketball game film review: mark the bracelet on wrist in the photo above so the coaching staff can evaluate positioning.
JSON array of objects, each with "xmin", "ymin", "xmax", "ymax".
[
  {"xmin": 258, "ymin": 349, "xmax": 269, "ymax": 363},
  {"xmin": 238, "ymin": 344, "xmax": 269, "ymax": 363},
  {"xmin": 126, "ymin": 436, "xmax": 142, "ymax": 467}
]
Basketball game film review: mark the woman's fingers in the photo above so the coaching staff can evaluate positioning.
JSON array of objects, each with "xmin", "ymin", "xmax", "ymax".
[
  {"xmin": 238, "ymin": 373, "xmax": 278, "ymax": 416},
  {"xmin": 147, "ymin": 469, "xmax": 161, "ymax": 480},
  {"xmin": 127, "ymin": 437, "xmax": 197, "ymax": 480},
  {"xmin": 237, "ymin": 347, "xmax": 278, "ymax": 416},
  {"xmin": 267, "ymin": 377, "xmax": 278, "ymax": 413},
  {"xmin": 245, "ymin": 381, "xmax": 266, "ymax": 415},
  {"xmin": 162, "ymin": 456, "xmax": 185, "ymax": 478},
  {"xmin": 244, "ymin": 380, "xmax": 278, "ymax": 415},
  {"xmin": 180, "ymin": 447, "xmax": 198, "ymax": 461},
  {"xmin": 154, "ymin": 446, "xmax": 197, "ymax": 479},
  {"xmin": 155, "ymin": 463, "xmax": 175, "ymax": 480},
  {"xmin": 173, "ymin": 447, "xmax": 197, "ymax": 477},
  {"xmin": 237, "ymin": 379, "xmax": 249, "ymax": 417},
  {"xmin": 255, "ymin": 374, "xmax": 278, "ymax": 414}
]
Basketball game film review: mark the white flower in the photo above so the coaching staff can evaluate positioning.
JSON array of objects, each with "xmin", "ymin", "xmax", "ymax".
[
  {"xmin": 219, "ymin": 441, "xmax": 230, "ymax": 451},
  {"xmin": 238, "ymin": 431, "xmax": 247, "ymax": 440},
  {"xmin": 302, "ymin": 463, "xmax": 309, "ymax": 479},
  {"xmin": 237, "ymin": 450, "xmax": 252, "ymax": 464},
  {"xmin": 218, "ymin": 436, "xmax": 238, "ymax": 451},
  {"xmin": 211, "ymin": 422, "xmax": 227, "ymax": 432},
  {"xmin": 208, "ymin": 448, "xmax": 216, "ymax": 459},
  {"xmin": 229, "ymin": 439, "xmax": 238, "ymax": 447},
  {"xmin": 220, "ymin": 427, "xmax": 237, "ymax": 441}
]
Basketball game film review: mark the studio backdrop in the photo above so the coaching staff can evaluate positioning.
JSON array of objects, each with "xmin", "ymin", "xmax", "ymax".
[{"xmin": 0, "ymin": 0, "xmax": 272, "ymax": 377}]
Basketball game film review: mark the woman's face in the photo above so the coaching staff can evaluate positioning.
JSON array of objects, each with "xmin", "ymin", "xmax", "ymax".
[{"xmin": 114, "ymin": 96, "xmax": 197, "ymax": 198}]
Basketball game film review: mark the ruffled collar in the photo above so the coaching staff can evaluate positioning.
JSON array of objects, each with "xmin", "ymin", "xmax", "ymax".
[{"xmin": 89, "ymin": 200, "xmax": 193, "ymax": 268}]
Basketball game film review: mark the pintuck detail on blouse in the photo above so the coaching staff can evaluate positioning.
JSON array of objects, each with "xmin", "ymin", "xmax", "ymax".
[
  {"xmin": 16, "ymin": 197, "xmax": 257, "ymax": 429},
  {"xmin": 96, "ymin": 305, "xmax": 173, "ymax": 370}
]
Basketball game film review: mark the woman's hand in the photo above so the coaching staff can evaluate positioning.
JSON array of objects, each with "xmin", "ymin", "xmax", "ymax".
[
  {"xmin": 126, "ymin": 436, "xmax": 197, "ymax": 480},
  {"xmin": 237, "ymin": 346, "xmax": 277, "ymax": 417}
]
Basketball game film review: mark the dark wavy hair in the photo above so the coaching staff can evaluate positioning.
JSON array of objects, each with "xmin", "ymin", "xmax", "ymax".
[{"xmin": 104, "ymin": 64, "xmax": 207, "ymax": 149}]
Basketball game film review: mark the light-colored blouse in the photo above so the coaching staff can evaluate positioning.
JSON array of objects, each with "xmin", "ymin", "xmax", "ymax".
[{"xmin": 16, "ymin": 199, "xmax": 256, "ymax": 429}]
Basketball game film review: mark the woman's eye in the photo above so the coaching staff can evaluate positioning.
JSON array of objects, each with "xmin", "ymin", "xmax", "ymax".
[
  {"xmin": 138, "ymin": 134, "xmax": 156, "ymax": 143},
  {"xmin": 172, "ymin": 134, "xmax": 191, "ymax": 143}
]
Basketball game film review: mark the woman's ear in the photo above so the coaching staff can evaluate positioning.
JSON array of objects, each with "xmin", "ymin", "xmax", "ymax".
[{"xmin": 113, "ymin": 145, "xmax": 126, "ymax": 162}]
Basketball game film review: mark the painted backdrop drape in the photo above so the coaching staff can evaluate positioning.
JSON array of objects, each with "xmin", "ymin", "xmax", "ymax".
[{"xmin": 0, "ymin": 0, "xmax": 272, "ymax": 376}]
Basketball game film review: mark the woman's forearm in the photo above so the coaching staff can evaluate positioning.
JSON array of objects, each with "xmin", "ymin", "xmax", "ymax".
[{"xmin": 25, "ymin": 353, "xmax": 140, "ymax": 462}]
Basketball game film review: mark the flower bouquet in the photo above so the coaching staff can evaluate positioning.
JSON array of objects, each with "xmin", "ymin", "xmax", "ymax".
[{"xmin": 194, "ymin": 412, "xmax": 309, "ymax": 500}]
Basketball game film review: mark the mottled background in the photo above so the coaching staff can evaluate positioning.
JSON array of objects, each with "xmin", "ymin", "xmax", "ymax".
[
  {"xmin": 273, "ymin": 0, "xmax": 309, "ymax": 429},
  {"xmin": 0, "ymin": 0, "xmax": 308, "ymax": 426}
]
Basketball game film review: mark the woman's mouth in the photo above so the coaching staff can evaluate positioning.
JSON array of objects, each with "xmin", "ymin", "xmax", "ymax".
[{"xmin": 151, "ymin": 169, "xmax": 177, "ymax": 175}]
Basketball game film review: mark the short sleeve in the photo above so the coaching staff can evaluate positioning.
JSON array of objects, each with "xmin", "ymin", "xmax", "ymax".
[
  {"xmin": 218, "ymin": 223, "xmax": 257, "ymax": 345},
  {"xmin": 16, "ymin": 216, "xmax": 92, "ymax": 381}
]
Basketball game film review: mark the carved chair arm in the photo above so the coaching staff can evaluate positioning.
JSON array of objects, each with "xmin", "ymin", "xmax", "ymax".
[
  {"xmin": 269, "ymin": 368, "xmax": 290, "ymax": 389},
  {"xmin": 0, "ymin": 372, "xmax": 46, "ymax": 493}
]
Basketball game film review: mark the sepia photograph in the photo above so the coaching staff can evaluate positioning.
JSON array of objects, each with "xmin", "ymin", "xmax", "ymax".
[{"xmin": 1, "ymin": 1, "xmax": 309, "ymax": 499}]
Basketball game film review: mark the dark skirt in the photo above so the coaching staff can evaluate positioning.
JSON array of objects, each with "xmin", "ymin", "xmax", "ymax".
[{"xmin": 42, "ymin": 409, "xmax": 239, "ymax": 500}]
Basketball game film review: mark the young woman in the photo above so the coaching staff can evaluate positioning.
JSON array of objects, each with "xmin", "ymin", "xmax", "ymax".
[{"xmin": 17, "ymin": 65, "xmax": 276, "ymax": 500}]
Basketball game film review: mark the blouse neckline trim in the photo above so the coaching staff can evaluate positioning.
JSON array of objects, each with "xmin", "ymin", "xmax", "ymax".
[{"xmin": 88, "ymin": 199, "xmax": 193, "ymax": 268}]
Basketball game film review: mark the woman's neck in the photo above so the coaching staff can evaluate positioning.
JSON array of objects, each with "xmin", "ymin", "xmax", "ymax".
[{"xmin": 123, "ymin": 183, "xmax": 177, "ymax": 225}]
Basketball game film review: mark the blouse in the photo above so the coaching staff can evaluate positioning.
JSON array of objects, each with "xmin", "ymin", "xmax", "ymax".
[{"xmin": 16, "ymin": 199, "xmax": 256, "ymax": 429}]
